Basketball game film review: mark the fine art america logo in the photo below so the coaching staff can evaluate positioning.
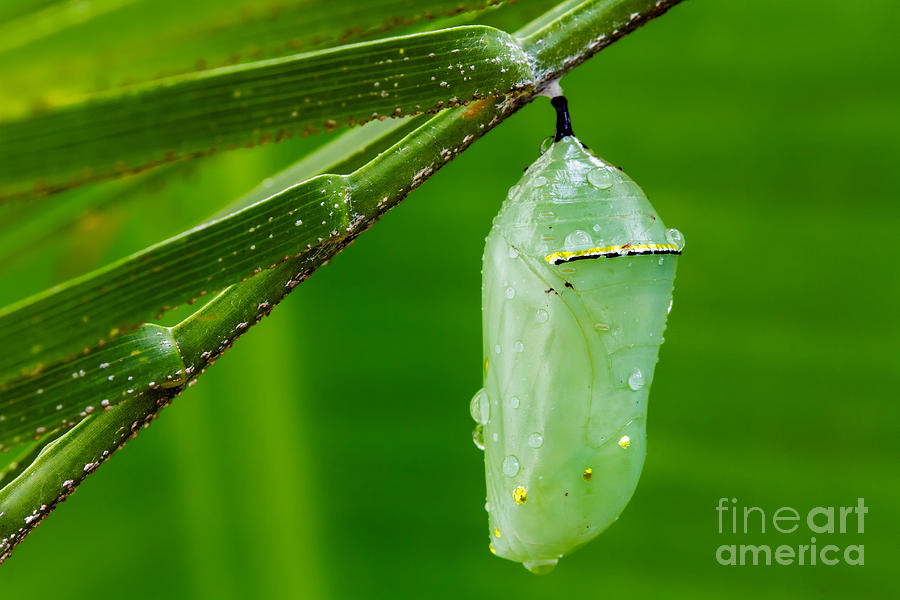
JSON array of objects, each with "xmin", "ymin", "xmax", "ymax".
[{"xmin": 715, "ymin": 498, "xmax": 866, "ymax": 566}]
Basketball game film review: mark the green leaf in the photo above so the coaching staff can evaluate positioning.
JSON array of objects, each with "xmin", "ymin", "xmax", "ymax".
[
  {"xmin": 0, "ymin": 25, "xmax": 532, "ymax": 200},
  {"xmin": 0, "ymin": 324, "xmax": 187, "ymax": 450},
  {"xmin": 0, "ymin": 167, "xmax": 173, "ymax": 277},
  {"xmin": 0, "ymin": 0, "xmax": 137, "ymax": 55},
  {"xmin": 0, "ymin": 0, "xmax": 510, "ymax": 118},
  {"xmin": 0, "ymin": 384, "xmax": 168, "ymax": 561}
]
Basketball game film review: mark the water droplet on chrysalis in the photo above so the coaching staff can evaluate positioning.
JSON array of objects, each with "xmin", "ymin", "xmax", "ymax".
[
  {"xmin": 502, "ymin": 455, "xmax": 520, "ymax": 477},
  {"xmin": 535, "ymin": 309, "xmax": 549, "ymax": 323},
  {"xmin": 470, "ymin": 388, "xmax": 490, "ymax": 424},
  {"xmin": 627, "ymin": 369, "xmax": 645, "ymax": 390},
  {"xmin": 540, "ymin": 136, "xmax": 554, "ymax": 154},
  {"xmin": 472, "ymin": 424, "xmax": 485, "ymax": 450},
  {"xmin": 587, "ymin": 167, "xmax": 614, "ymax": 190},
  {"xmin": 563, "ymin": 230, "xmax": 592, "ymax": 252},
  {"xmin": 527, "ymin": 432, "xmax": 544, "ymax": 448},
  {"xmin": 523, "ymin": 558, "xmax": 558, "ymax": 574},
  {"xmin": 665, "ymin": 228, "xmax": 686, "ymax": 251}
]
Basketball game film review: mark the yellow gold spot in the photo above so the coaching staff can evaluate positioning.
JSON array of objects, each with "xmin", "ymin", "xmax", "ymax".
[
  {"xmin": 483, "ymin": 357, "xmax": 489, "ymax": 378},
  {"xmin": 489, "ymin": 543, "xmax": 496, "ymax": 555},
  {"xmin": 618, "ymin": 435, "xmax": 631, "ymax": 448},
  {"xmin": 493, "ymin": 528, "xmax": 501, "ymax": 538},
  {"xmin": 582, "ymin": 467, "xmax": 593, "ymax": 481},
  {"xmin": 513, "ymin": 486, "xmax": 527, "ymax": 505}
]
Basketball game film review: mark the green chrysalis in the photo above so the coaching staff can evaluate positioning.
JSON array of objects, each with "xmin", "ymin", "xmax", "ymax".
[{"xmin": 470, "ymin": 96, "xmax": 683, "ymax": 574}]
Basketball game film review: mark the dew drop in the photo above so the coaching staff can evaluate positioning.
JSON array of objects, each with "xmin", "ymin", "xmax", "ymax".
[
  {"xmin": 502, "ymin": 455, "xmax": 520, "ymax": 477},
  {"xmin": 527, "ymin": 432, "xmax": 544, "ymax": 448},
  {"xmin": 535, "ymin": 309, "xmax": 549, "ymax": 323},
  {"xmin": 587, "ymin": 167, "xmax": 614, "ymax": 190},
  {"xmin": 540, "ymin": 136, "xmax": 554, "ymax": 153},
  {"xmin": 505, "ymin": 287, "xmax": 516, "ymax": 299},
  {"xmin": 494, "ymin": 344, "xmax": 502, "ymax": 355},
  {"xmin": 513, "ymin": 341, "xmax": 524, "ymax": 353},
  {"xmin": 508, "ymin": 246, "xmax": 519, "ymax": 259},
  {"xmin": 523, "ymin": 558, "xmax": 558, "ymax": 574},
  {"xmin": 469, "ymin": 388, "xmax": 490, "ymax": 424},
  {"xmin": 509, "ymin": 396, "xmax": 520, "ymax": 409},
  {"xmin": 532, "ymin": 176, "xmax": 548, "ymax": 187},
  {"xmin": 592, "ymin": 223, "xmax": 601, "ymax": 232},
  {"xmin": 665, "ymin": 228, "xmax": 686, "ymax": 251},
  {"xmin": 472, "ymin": 424, "xmax": 485, "ymax": 450},
  {"xmin": 627, "ymin": 368, "xmax": 645, "ymax": 391},
  {"xmin": 563, "ymin": 230, "xmax": 592, "ymax": 252},
  {"xmin": 667, "ymin": 298, "xmax": 674, "ymax": 314}
]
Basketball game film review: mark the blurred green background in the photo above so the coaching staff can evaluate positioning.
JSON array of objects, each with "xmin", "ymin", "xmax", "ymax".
[{"xmin": 2, "ymin": 1, "xmax": 898, "ymax": 598}]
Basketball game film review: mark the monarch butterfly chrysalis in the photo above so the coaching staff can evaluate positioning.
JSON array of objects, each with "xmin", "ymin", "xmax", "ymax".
[{"xmin": 470, "ymin": 96, "xmax": 684, "ymax": 574}]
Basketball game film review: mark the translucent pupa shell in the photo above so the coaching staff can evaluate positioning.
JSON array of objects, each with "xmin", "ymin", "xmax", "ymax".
[{"xmin": 472, "ymin": 135, "xmax": 682, "ymax": 573}]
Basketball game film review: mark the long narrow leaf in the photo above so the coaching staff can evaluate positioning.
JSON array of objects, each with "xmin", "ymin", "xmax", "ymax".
[
  {"xmin": 0, "ymin": 25, "xmax": 532, "ymax": 200},
  {"xmin": 0, "ymin": 1, "xmax": 509, "ymax": 118}
]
